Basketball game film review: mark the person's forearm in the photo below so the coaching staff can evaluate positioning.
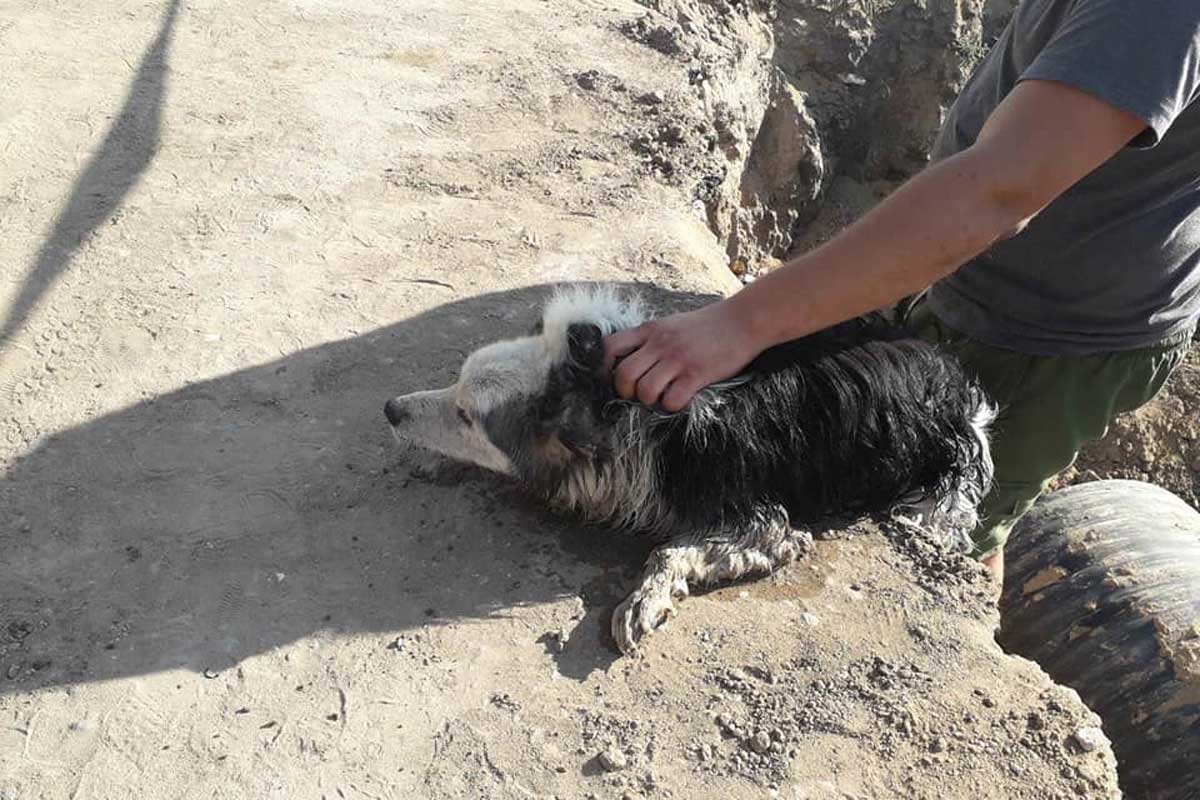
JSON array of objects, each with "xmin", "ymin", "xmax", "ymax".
[{"xmin": 726, "ymin": 146, "xmax": 1036, "ymax": 349}]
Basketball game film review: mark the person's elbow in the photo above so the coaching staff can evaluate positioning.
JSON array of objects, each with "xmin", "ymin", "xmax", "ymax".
[
  {"xmin": 990, "ymin": 177, "xmax": 1048, "ymax": 240},
  {"xmin": 961, "ymin": 145, "xmax": 1054, "ymax": 243}
]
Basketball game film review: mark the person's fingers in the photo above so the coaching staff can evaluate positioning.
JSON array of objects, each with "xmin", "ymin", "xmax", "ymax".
[
  {"xmin": 613, "ymin": 345, "xmax": 658, "ymax": 399},
  {"xmin": 661, "ymin": 374, "xmax": 702, "ymax": 412},
  {"xmin": 602, "ymin": 325, "xmax": 650, "ymax": 373},
  {"xmin": 635, "ymin": 360, "xmax": 678, "ymax": 407}
]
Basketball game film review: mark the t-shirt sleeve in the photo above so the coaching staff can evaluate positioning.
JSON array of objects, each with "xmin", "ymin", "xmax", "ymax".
[{"xmin": 1020, "ymin": 0, "xmax": 1200, "ymax": 147}]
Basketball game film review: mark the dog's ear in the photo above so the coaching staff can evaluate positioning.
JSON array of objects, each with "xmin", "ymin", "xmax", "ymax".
[{"xmin": 567, "ymin": 323, "xmax": 603, "ymax": 369}]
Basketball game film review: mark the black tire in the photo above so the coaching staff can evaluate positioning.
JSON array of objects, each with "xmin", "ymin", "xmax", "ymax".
[{"xmin": 999, "ymin": 480, "xmax": 1200, "ymax": 800}]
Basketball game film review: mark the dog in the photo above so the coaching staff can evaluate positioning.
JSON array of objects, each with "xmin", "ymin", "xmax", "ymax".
[{"xmin": 384, "ymin": 285, "xmax": 995, "ymax": 652}]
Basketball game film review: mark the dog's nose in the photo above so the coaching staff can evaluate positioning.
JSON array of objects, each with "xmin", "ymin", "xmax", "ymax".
[{"xmin": 384, "ymin": 398, "xmax": 410, "ymax": 426}]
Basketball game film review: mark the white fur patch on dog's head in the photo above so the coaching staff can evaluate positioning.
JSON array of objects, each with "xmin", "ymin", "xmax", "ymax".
[
  {"xmin": 454, "ymin": 286, "xmax": 644, "ymax": 417},
  {"xmin": 540, "ymin": 285, "xmax": 646, "ymax": 364}
]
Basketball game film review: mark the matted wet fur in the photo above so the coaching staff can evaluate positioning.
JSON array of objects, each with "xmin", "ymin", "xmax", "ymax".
[{"xmin": 385, "ymin": 286, "xmax": 995, "ymax": 652}]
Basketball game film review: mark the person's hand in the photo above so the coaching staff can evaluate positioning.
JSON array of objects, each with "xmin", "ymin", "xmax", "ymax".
[{"xmin": 603, "ymin": 299, "xmax": 761, "ymax": 411}]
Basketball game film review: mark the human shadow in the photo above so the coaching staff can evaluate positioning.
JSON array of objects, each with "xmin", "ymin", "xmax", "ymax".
[
  {"xmin": 0, "ymin": 283, "xmax": 717, "ymax": 692},
  {"xmin": 0, "ymin": 0, "xmax": 180, "ymax": 346}
]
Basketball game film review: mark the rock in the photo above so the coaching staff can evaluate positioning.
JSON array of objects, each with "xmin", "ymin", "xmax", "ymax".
[
  {"xmin": 599, "ymin": 748, "xmax": 627, "ymax": 772},
  {"xmin": 799, "ymin": 612, "xmax": 820, "ymax": 627},
  {"xmin": 1071, "ymin": 727, "xmax": 1107, "ymax": 754},
  {"xmin": 749, "ymin": 731, "xmax": 771, "ymax": 753},
  {"xmin": 637, "ymin": 91, "xmax": 664, "ymax": 105},
  {"xmin": 490, "ymin": 692, "xmax": 521, "ymax": 712},
  {"xmin": 7, "ymin": 620, "xmax": 34, "ymax": 640}
]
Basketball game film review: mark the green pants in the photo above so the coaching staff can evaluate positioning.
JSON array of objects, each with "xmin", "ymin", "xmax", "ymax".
[{"xmin": 903, "ymin": 299, "xmax": 1193, "ymax": 559}]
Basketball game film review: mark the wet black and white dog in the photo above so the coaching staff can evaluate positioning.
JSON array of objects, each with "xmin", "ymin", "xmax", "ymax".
[{"xmin": 384, "ymin": 286, "xmax": 995, "ymax": 652}]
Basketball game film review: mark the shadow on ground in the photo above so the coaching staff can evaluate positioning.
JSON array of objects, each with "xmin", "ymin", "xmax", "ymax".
[
  {"xmin": 1, "ymin": 0, "xmax": 180, "ymax": 346},
  {"xmin": 0, "ymin": 284, "xmax": 718, "ymax": 692}
]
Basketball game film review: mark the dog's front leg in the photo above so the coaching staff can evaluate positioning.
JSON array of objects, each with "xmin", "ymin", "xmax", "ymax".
[{"xmin": 612, "ymin": 511, "xmax": 813, "ymax": 654}]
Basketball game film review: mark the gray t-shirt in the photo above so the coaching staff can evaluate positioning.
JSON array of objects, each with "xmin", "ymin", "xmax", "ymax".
[{"xmin": 927, "ymin": 0, "xmax": 1200, "ymax": 355}]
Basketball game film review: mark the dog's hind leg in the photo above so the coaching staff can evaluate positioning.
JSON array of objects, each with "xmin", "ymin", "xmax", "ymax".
[{"xmin": 612, "ymin": 510, "xmax": 813, "ymax": 653}]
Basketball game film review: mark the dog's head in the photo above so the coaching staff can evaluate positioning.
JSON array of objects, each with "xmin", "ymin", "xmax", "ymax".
[{"xmin": 384, "ymin": 286, "xmax": 645, "ymax": 481}]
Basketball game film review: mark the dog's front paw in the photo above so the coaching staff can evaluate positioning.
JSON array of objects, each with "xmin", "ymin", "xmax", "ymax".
[{"xmin": 611, "ymin": 573, "xmax": 689, "ymax": 654}]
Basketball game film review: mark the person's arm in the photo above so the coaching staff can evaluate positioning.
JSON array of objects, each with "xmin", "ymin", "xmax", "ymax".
[{"xmin": 605, "ymin": 78, "xmax": 1148, "ymax": 411}]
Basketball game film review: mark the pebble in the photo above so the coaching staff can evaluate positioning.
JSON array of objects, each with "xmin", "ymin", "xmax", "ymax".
[
  {"xmin": 1071, "ymin": 726, "xmax": 1106, "ymax": 753},
  {"xmin": 929, "ymin": 736, "xmax": 948, "ymax": 753},
  {"xmin": 637, "ymin": 91, "xmax": 664, "ymax": 105},
  {"xmin": 749, "ymin": 731, "xmax": 771, "ymax": 754},
  {"xmin": 799, "ymin": 612, "xmax": 820, "ymax": 627},
  {"xmin": 599, "ymin": 748, "xmax": 627, "ymax": 772}
]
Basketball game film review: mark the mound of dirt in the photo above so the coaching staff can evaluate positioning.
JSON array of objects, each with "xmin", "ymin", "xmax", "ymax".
[
  {"xmin": 0, "ymin": 0, "xmax": 1122, "ymax": 797},
  {"xmin": 620, "ymin": 0, "xmax": 991, "ymax": 274}
]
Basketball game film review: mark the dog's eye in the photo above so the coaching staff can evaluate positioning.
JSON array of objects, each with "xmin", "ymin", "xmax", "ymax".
[{"xmin": 456, "ymin": 407, "xmax": 472, "ymax": 426}]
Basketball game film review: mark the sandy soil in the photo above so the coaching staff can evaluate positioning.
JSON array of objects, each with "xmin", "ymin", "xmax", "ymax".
[{"xmin": 1, "ymin": 1, "xmax": 1121, "ymax": 798}]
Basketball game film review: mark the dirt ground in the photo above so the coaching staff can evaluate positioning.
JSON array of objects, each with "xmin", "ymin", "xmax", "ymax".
[{"xmin": 0, "ymin": 1, "xmax": 1130, "ymax": 798}]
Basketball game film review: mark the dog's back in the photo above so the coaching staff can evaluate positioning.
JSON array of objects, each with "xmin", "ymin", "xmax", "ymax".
[{"xmin": 646, "ymin": 314, "xmax": 994, "ymax": 533}]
